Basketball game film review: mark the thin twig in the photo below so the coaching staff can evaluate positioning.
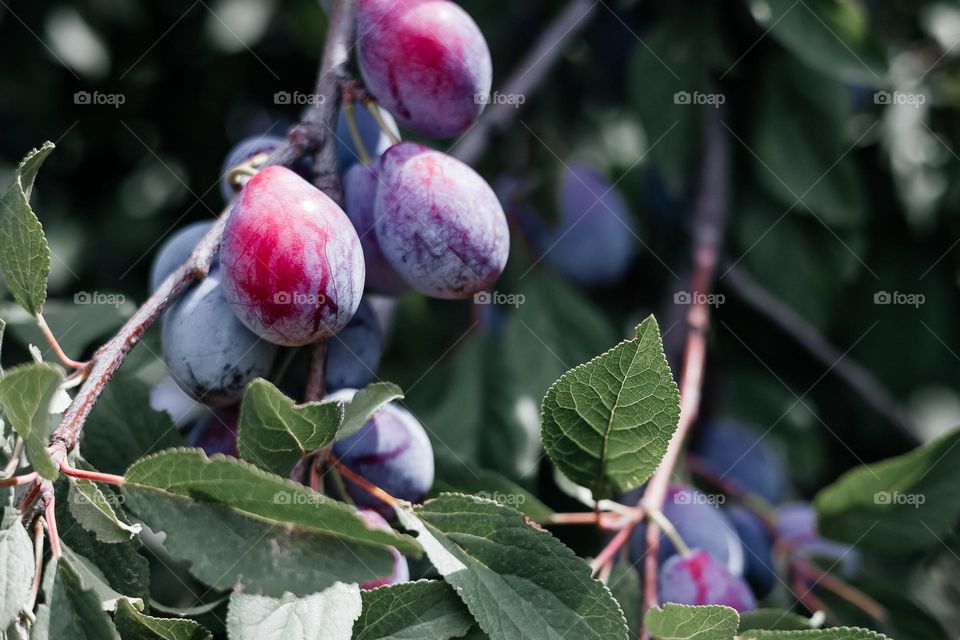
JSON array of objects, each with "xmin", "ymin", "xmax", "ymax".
[
  {"xmin": 2, "ymin": 438, "xmax": 24, "ymax": 478},
  {"xmin": 59, "ymin": 464, "xmax": 126, "ymax": 485},
  {"xmin": 42, "ymin": 488, "xmax": 60, "ymax": 558},
  {"xmin": 36, "ymin": 314, "xmax": 87, "ymax": 370},
  {"xmin": 25, "ymin": 518, "xmax": 44, "ymax": 615},
  {"xmin": 792, "ymin": 557, "xmax": 887, "ymax": 622},
  {"xmin": 305, "ymin": 340, "xmax": 329, "ymax": 402}
]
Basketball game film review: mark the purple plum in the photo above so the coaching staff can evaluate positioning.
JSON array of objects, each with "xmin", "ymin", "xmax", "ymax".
[{"xmin": 659, "ymin": 549, "xmax": 757, "ymax": 611}]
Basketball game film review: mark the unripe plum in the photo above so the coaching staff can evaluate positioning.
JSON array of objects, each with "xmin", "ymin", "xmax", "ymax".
[
  {"xmin": 541, "ymin": 163, "xmax": 636, "ymax": 286},
  {"xmin": 162, "ymin": 269, "xmax": 278, "ymax": 406},
  {"xmin": 187, "ymin": 406, "xmax": 240, "ymax": 457},
  {"xmin": 357, "ymin": 509, "xmax": 410, "ymax": 589},
  {"xmin": 375, "ymin": 142, "xmax": 509, "ymax": 298},
  {"xmin": 336, "ymin": 106, "xmax": 399, "ymax": 172},
  {"xmin": 326, "ymin": 297, "xmax": 384, "ymax": 392},
  {"xmin": 220, "ymin": 134, "xmax": 284, "ymax": 202},
  {"xmin": 220, "ymin": 166, "xmax": 365, "ymax": 346},
  {"xmin": 695, "ymin": 420, "xmax": 787, "ymax": 504},
  {"xmin": 725, "ymin": 505, "xmax": 775, "ymax": 598},
  {"xmin": 329, "ymin": 389, "xmax": 434, "ymax": 518},
  {"xmin": 356, "ymin": 0, "xmax": 492, "ymax": 138},
  {"xmin": 659, "ymin": 549, "xmax": 757, "ymax": 612},
  {"xmin": 343, "ymin": 161, "xmax": 409, "ymax": 294},
  {"xmin": 629, "ymin": 485, "xmax": 745, "ymax": 576},
  {"xmin": 149, "ymin": 221, "xmax": 215, "ymax": 293}
]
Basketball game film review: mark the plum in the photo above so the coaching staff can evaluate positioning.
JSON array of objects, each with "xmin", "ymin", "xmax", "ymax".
[
  {"xmin": 343, "ymin": 161, "xmax": 409, "ymax": 294},
  {"xmin": 220, "ymin": 134, "xmax": 284, "ymax": 202},
  {"xmin": 357, "ymin": 509, "xmax": 410, "ymax": 589},
  {"xmin": 694, "ymin": 420, "xmax": 787, "ymax": 504},
  {"xmin": 186, "ymin": 405, "xmax": 240, "ymax": 457},
  {"xmin": 330, "ymin": 389, "xmax": 434, "ymax": 518},
  {"xmin": 629, "ymin": 485, "xmax": 745, "ymax": 576},
  {"xmin": 220, "ymin": 166, "xmax": 365, "ymax": 346},
  {"xmin": 540, "ymin": 163, "xmax": 636, "ymax": 286},
  {"xmin": 776, "ymin": 502, "xmax": 861, "ymax": 578},
  {"xmin": 356, "ymin": 0, "xmax": 492, "ymax": 138},
  {"xmin": 659, "ymin": 549, "xmax": 757, "ymax": 612},
  {"xmin": 725, "ymin": 505, "xmax": 776, "ymax": 598},
  {"xmin": 326, "ymin": 298, "xmax": 384, "ymax": 392},
  {"xmin": 374, "ymin": 142, "xmax": 509, "ymax": 298},
  {"xmin": 336, "ymin": 105, "xmax": 399, "ymax": 172},
  {"xmin": 149, "ymin": 221, "xmax": 215, "ymax": 293},
  {"xmin": 162, "ymin": 269, "xmax": 278, "ymax": 406}
]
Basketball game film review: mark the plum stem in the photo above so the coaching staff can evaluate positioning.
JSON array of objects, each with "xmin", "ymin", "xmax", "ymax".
[
  {"xmin": 329, "ymin": 455, "xmax": 400, "ymax": 507},
  {"xmin": 363, "ymin": 98, "xmax": 400, "ymax": 145},
  {"xmin": 644, "ymin": 507, "xmax": 691, "ymax": 557},
  {"xmin": 304, "ymin": 340, "xmax": 329, "ymax": 402},
  {"xmin": 342, "ymin": 100, "xmax": 373, "ymax": 165},
  {"xmin": 36, "ymin": 314, "xmax": 88, "ymax": 370}
]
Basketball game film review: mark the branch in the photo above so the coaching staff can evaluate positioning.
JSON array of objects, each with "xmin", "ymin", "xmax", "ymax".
[
  {"xmin": 451, "ymin": 0, "xmax": 598, "ymax": 165},
  {"xmin": 722, "ymin": 264, "xmax": 920, "ymax": 446},
  {"xmin": 640, "ymin": 103, "xmax": 731, "ymax": 619}
]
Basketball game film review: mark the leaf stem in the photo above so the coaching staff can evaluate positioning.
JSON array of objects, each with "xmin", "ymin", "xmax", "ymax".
[
  {"xmin": 0, "ymin": 471, "xmax": 37, "ymax": 487},
  {"xmin": 644, "ymin": 507, "xmax": 690, "ymax": 557},
  {"xmin": 25, "ymin": 517, "xmax": 44, "ymax": 615},
  {"xmin": 42, "ymin": 486, "xmax": 60, "ymax": 558},
  {"xmin": 59, "ymin": 464, "xmax": 125, "ymax": 485},
  {"xmin": 36, "ymin": 314, "xmax": 88, "ymax": 370},
  {"xmin": 2, "ymin": 438, "xmax": 24, "ymax": 477},
  {"xmin": 329, "ymin": 455, "xmax": 400, "ymax": 507}
]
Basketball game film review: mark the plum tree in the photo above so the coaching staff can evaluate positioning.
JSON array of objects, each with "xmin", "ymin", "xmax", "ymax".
[
  {"xmin": 357, "ymin": 509, "xmax": 410, "ymax": 589},
  {"xmin": 220, "ymin": 166, "xmax": 365, "ymax": 346},
  {"xmin": 149, "ymin": 221, "xmax": 215, "ymax": 293},
  {"xmin": 343, "ymin": 161, "xmax": 409, "ymax": 294},
  {"xmin": 336, "ymin": 105, "xmax": 399, "ymax": 171},
  {"xmin": 325, "ymin": 297, "xmax": 384, "ymax": 392},
  {"xmin": 356, "ymin": 0, "xmax": 492, "ymax": 138},
  {"xmin": 694, "ymin": 420, "xmax": 787, "ymax": 504},
  {"xmin": 659, "ymin": 549, "xmax": 757, "ymax": 612},
  {"xmin": 162, "ymin": 269, "xmax": 278, "ymax": 406},
  {"xmin": 725, "ymin": 505, "xmax": 775, "ymax": 598},
  {"xmin": 629, "ymin": 485, "xmax": 745, "ymax": 576},
  {"xmin": 329, "ymin": 389, "xmax": 434, "ymax": 518},
  {"xmin": 186, "ymin": 406, "xmax": 240, "ymax": 457},
  {"xmin": 374, "ymin": 142, "xmax": 509, "ymax": 298},
  {"xmin": 219, "ymin": 134, "xmax": 284, "ymax": 202}
]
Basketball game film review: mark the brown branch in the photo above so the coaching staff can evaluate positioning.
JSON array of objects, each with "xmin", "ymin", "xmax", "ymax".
[
  {"xmin": 640, "ymin": 104, "xmax": 731, "ymax": 621},
  {"xmin": 451, "ymin": 0, "xmax": 599, "ymax": 165},
  {"xmin": 722, "ymin": 264, "xmax": 920, "ymax": 446},
  {"xmin": 305, "ymin": 340, "xmax": 329, "ymax": 402}
]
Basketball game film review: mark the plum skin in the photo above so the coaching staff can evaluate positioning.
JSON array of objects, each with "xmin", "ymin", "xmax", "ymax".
[
  {"xmin": 326, "ymin": 297, "xmax": 384, "ymax": 392},
  {"xmin": 356, "ymin": 0, "xmax": 492, "ymax": 138},
  {"xmin": 220, "ymin": 166, "xmax": 365, "ymax": 347},
  {"xmin": 374, "ymin": 142, "xmax": 509, "ymax": 299},
  {"xmin": 357, "ymin": 509, "xmax": 410, "ymax": 589},
  {"xmin": 659, "ymin": 549, "xmax": 757, "ymax": 612},
  {"xmin": 694, "ymin": 420, "xmax": 787, "ymax": 504},
  {"xmin": 186, "ymin": 405, "xmax": 241, "ymax": 457},
  {"xmin": 220, "ymin": 134, "xmax": 285, "ymax": 202},
  {"xmin": 725, "ymin": 505, "xmax": 775, "ymax": 598},
  {"xmin": 149, "ymin": 221, "xmax": 214, "ymax": 293},
  {"xmin": 162, "ymin": 269, "xmax": 278, "ymax": 406},
  {"xmin": 329, "ymin": 389, "xmax": 435, "ymax": 518}
]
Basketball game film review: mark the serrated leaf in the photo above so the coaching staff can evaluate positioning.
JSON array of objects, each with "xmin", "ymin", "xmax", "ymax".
[
  {"xmin": 0, "ymin": 143, "xmax": 54, "ymax": 315},
  {"xmin": 0, "ymin": 362, "xmax": 63, "ymax": 479},
  {"xmin": 0, "ymin": 516, "xmax": 33, "ymax": 630},
  {"xmin": 68, "ymin": 478, "xmax": 141, "ymax": 543},
  {"xmin": 608, "ymin": 563, "xmax": 642, "ymax": 638},
  {"xmin": 540, "ymin": 316, "xmax": 679, "ymax": 498},
  {"xmin": 80, "ymin": 375, "xmax": 184, "ymax": 475},
  {"xmin": 123, "ymin": 448, "xmax": 419, "ymax": 555},
  {"xmin": 237, "ymin": 378, "xmax": 343, "ymax": 476},
  {"xmin": 396, "ymin": 493, "xmax": 628, "ymax": 640},
  {"xmin": 738, "ymin": 610, "xmax": 814, "ymax": 632},
  {"xmin": 227, "ymin": 585, "xmax": 361, "ymax": 640},
  {"xmin": 353, "ymin": 580, "xmax": 474, "ymax": 640},
  {"xmin": 813, "ymin": 427, "xmax": 960, "ymax": 554},
  {"xmin": 39, "ymin": 559, "xmax": 120, "ymax": 640},
  {"xmin": 644, "ymin": 604, "xmax": 739, "ymax": 640},
  {"xmin": 114, "ymin": 598, "xmax": 211, "ymax": 640},
  {"xmin": 58, "ymin": 544, "xmax": 143, "ymax": 612},
  {"xmin": 336, "ymin": 382, "xmax": 404, "ymax": 441},
  {"xmin": 740, "ymin": 629, "xmax": 889, "ymax": 640}
]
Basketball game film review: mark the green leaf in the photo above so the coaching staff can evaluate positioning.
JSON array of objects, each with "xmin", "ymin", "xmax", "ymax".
[
  {"xmin": 58, "ymin": 543, "xmax": 143, "ymax": 612},
  {"xmin": 540, "ymin": 316, "xmax": 680, "ymax": 498},
  {"xmin": 227, "ymin": 585, "xmax": 362, "ymax": 640},
  {"xmin": 0, "ymin": 516, "xmax": 33, "ymax": 630},
  {"xmin": 748, "ymin": 0, "xmax": 886, "ymax": 86},
  {"xmin": 608, "ymin": 563, "xmax": 643, "ymax": 639},
  {"xmin": 396, "ymin": 493, "xmax": 628, "ymax": 640},
  {"xmin": 123, "ymin": 448, "xmax": 419, "ymax": 555},
  {"xmin": 0, "ymin": 143, "xmax": 54, "ymax": 316},
  {"xmin": 738, "ymin": 610, "xmax": 814, "ymax": 632},
  {"xmin": 67, "ymin": 478, "xmax": 141, "ymax": 543},
  {"xmin": 353, "ymin": 580, "xmax": 475, "ymax": 640},
  {"xmin": 644, "ymin": 604, "xmax": 739, "ymax": 640},
  {"xmin": 0, "ymin": 362, "xmax": 63, "ymax": 479},
  {"xmin": 0, "ymin": 299, "xmax": 133, "ymax": 359},
  {"xmin": 740, "ymin": 629, "xmax": 889, "ymax": 640},
  {"xmin": 114, "ymin": 598, "xmax": 211, "ymax": 640},
  {"xmin": 0, "ymin": 318, "xmax": 6, "ymax": 373},
  {"xmin": 237, "ymin": 378, "xmax": 343, "ymax": 476},
  {"xmin": 813, "ymin": 427, "xmax": 960, "ymax": 554},
  {"xmin": 40, "ymin": 559, "xmax": 120, "ymax": 640},
  {"xmin": 80, "ymin": 375, "xmax": 184, "ymax": 475},
  {"xmin": 336, "ymin": 382, "xmax": 404, "ymax": 441}
]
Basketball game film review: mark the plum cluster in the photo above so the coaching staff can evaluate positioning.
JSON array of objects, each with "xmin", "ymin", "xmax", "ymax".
[
  {"xmin": 628, "ymin": 421, "xmax": 859, "ymax": 611},
  {"xmin": 149, "ymin": 0, "xmax": 504, "ymax": 590}
]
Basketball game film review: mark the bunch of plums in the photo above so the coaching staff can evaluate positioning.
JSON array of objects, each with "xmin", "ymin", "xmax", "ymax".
[
  {"xmin": 626, "ymin": 421, "xmax": 859, "ymax": 612},
  {"xmin": 149, "ymin": 0, "xmax": 504, "ymax": 589}
]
